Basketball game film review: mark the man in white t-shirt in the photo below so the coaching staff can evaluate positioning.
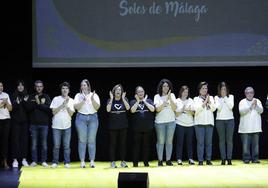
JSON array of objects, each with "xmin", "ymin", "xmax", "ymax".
[
  {"xmin": 239, "ymin": 87, "xmax": 263, "ymax": 164},
  {"xmin": 50, "ymin": 82, "xmax": 75, "ymax": 168}
]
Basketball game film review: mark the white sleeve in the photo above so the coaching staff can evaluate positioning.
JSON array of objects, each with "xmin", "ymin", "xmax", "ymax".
[
  {"xmin": 209, "ymin": 96, "xmax": 216, "ymax": 112},
  {"xmin": 225, "ymin": 95, "xmax": 234, "ymax": 110},
  {"xmin": 68, "ymin": 99, "xmax": 75, "ymax": 112},
  {"xmin": 175, "ymin": 99, "xmax": 183, "ymax": 112},
  {"xmin": 74, "ymin": 93, "xmax": 80, "ymax": 105},
  {"xmin": 93, "ymin": 93, "xmax": 100, "ymax": 105},
  {"xmin": 7, "ymin": 94, "xmax": 11, "ymax": 105},
  {"xmin": 154, "ymin": 94, "xmax": 162, "ymax": 108},
  {"xmin": 50, "ymin": 97, "xmax": 58, "ymax": 109},
  {"xmin": 255, "ymin": 99, "xmax": 263, "ymax": 114},
  {"xmin": 194, "ymin": 97, "xmax": 204, "ymax": 114},
  {"xmin": 239, "ymin": 100, "xmax": 250, "ymax": 115},
  {"xmin": 214, "ymin": 96, "xmax": 223, "ymax": 111}
]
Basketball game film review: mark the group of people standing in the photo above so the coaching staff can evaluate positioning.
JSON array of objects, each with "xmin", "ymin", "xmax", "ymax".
[{"xmin": 0, "ymin": 79, "xmax": 265, "ymax": 169}]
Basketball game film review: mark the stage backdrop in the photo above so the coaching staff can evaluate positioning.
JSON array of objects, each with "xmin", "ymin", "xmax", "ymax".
[{"xmin": 33, "ymin": 0, "xmax": 268, "ymax": 67}]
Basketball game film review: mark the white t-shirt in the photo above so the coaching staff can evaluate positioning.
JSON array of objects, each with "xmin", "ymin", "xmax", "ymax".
[
  {"xmin": 50, "ymin": 96, "xmax": 75, "ymax": 129},
  {"xmin": 0, "ymin": 92, "xmax": 11, "ymax": 119},
  {"xmin": 238, "ymin": 98, "xmax": 263, "ymax": 133},
  {"xmin": 193, "ymin": 96, "xmax": 216, "ymax": 126},
  {"xmin": 154, "ymin": 93, "xmax": 176, "ymax": 124},
  {"xmin": 214, "ymin": 95, "xmax": 234, "ymax": 120},
  {"xmin": 74, "ymin": 92, "xmax": 100, "ymax": 115},
  {"xmin": 175, "ymin": 98, "xmax": 194, "ymax": 127}
]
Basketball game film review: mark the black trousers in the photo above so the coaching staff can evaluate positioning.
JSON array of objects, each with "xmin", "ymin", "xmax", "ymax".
[
  {"xmin": 0, "ymin": 119, "xmax": 10, "ymax": 159},
  {"xmin": 109, "ymin": 129, "xmax": 127, "ymax": 161},
  {"xmin": 11, "ymin": 120, "xmax": 29, "ymax": 159},
  {"xmin": 133, "ymin": 131, "xmax": 151, "ymax": 164}
]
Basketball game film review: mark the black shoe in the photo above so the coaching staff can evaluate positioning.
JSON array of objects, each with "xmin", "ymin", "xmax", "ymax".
[
  {"xmin": 252, "ymin": 160, "xmax": 260, "ymax": 163},
  {"xmin": 243, "ymin": 160, "xmax": 250, "ymax": 164},
  {"xmin": 158, "ymin": 160, "xmax": 163, "ymax": 166},
  {"xmin": 227, "ymin": 160, "xmax": 232, "ymax": 165},
  {"xmin": 206, "ymin": 160, "xmax": 213, "ymax": 165},
  {"xmin": 221, "ymin": 160, "xmax": 226, "ymax": 165},
  {"xmin": 198, "ymin": 161, "xmax": 203, "ymax": 165},
  {"xmin": 133, "ymin": 162, "xmax": 138, "ymax": 167},
  {"xmin": 144, "ymin": 162, "xmax": 149, "ymax": 167},
  {"xmin": 166, "ymin": 160, "xmax": 173, "ymax": 166}
]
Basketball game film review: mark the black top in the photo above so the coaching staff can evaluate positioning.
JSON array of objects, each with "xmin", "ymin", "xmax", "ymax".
[
  {"xmin": 108, "ymin": 98, "xmax": 129, "ymax": 130},
  {"xmin": 130, "ymin": 99, "xmax": 155, "ymax": 132},
  {"xmin": 11, "ymin": 92, "xmax": 28, "ymax": 123},
  {"xmin": 27, "ymin": 93, "xmax": 51, "ymax": 126}
]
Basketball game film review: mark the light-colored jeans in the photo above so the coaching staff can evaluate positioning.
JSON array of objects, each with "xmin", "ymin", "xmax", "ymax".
[{"xmin": 75, "ymin": 113, "xmax": 99, "ymax": 161}]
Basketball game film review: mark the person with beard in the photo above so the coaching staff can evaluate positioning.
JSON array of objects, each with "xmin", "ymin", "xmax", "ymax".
[
  {"xmin": 11, "ymin": 80, "xmax": 30, "ymax": 168},
  {"xmin": 27, "ymin": 80, "xmax": 51, "ymax": 167}
]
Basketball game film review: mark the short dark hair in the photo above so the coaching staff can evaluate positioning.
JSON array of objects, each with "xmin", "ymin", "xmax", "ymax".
[
  {"xmin": 14, "ymin": 80, "xmax": 28, "ymax": 96},
  {"xmin": 34, "ymin": 80, "xmax": 43, "ymax": 85},
  {"xmin": 157, "ymin": 79, "xmax": 173, "ymax": 96},
  {"xmin": 178, "ymin": 85, "xmax": 189, "ymax": 99},
  {"xmin": 217, "ymin": 82, "xmax": 229, "ymax": 97},
  {"xmin": 197, "ymin": 81, "xmax": 208, "ymax": 94},
  {"xmin": 112, "ymin": 84, "xmax": 124, "ymax": 96},
  {"xmin": 60, "ymin": 82, "xmax": 70, "ymax": 90}
]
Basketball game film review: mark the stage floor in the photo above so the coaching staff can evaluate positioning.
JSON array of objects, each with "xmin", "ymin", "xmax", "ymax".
[{"xmin": 19, "ymin": 160, "xmax": 268, "ymax": 188}]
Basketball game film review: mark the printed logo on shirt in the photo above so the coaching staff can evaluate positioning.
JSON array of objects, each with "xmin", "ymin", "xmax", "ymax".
[
  {"xmin": 138, "ymin": 104, "xmax": 145, "ymax": 110},
  {"xmin": 114, "ymin": 104, "xmax": 122, "ymax": 110}
]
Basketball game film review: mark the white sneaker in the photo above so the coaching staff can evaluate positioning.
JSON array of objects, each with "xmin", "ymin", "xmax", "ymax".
[
  {"xmin": 80, "ymin": 161, "xmax": 86, "ymax": 168},
  {"xmin": 111, "ymin": 161, "xmax": 117, "ymax": 168},
  {"xmin": 42, "ymin": 162, "xmax": 49, "ymax": 168},
  {"xmin": 177, "ymin": 159, "xmax": 183, "ymax": 165},
  {"xmin": 120, "ymin": 161, "xmax": 128, "ymax": 168},
  {"xmin": 30, "ymin": 162, "xmax": 37, "ymax": 167},
  {"xmin": 51, "ymin": 163, "xmax": 58, "ymax": 168},
  {"xmin": 12, "ymin": 160, "xmax": 19, "ymax": 168},
  {"xmin": 64, "ymin": 163, "xmax": 71, "ymax": 168},
  {"xmin": 90, "ymin": 161, "xmax": 95, "ymax": 168},
  {"xmin": 22, "ymin": 159, "xmax": 29, "ymax": 167}
]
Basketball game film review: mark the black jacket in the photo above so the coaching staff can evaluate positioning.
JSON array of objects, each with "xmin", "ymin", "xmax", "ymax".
[{"xmin": 26, "ymin": 93, "xmax": 51, "ymax": 125}]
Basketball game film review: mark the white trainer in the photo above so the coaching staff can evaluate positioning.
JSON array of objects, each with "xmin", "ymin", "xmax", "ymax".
[
  {"xmin": 42, "ymin": 162, "xmax": 49, "ymax": 167},
  {"xmin": 64, "ymin": 163, "xmax": 71, "ymax": 168},
  {"xmin": 90, "ymin": 161, "xmax": 95, "ymax": 168},
  {"xmin": 80, "ymin": 161, "xmax": 86, "ymax": 168},
  {"xmin": 51, "ymin": 163, "xmax": 58, "ymax": 168},
  {"xmin": 22, "ymin": 159, "xmax": 29, "ymax": 167},
  {"xmin": 30, "ymin": 162, "xmax": 37, "ymax": 167},
  {"xmin": 12, "ymin": 160, "xmax": 19, "ymax": 168}
]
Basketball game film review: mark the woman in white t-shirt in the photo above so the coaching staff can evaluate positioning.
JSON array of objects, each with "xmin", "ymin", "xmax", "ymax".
[
  {"xmin": 239, "ymin": 87, "xmax": 263, "ymax": 164},
  {"xmin": 74, "ymin": 79, "xmax": 100, "ymax": 168},
  {"xmin": 50, "ymin": 82, "xmax": 75, "ymax": 168},
  {"xmin": 175, "ymin": 86, "xmax": 195, "ymax": 165},
  {"xmin": 214, "ymin": 82, "xmax": 234, "ymax": 165},
  {"xmin": 154, "ymin": 79, "xmax": 176, "ymax": 166},
  {"xmin": 0, "ymin": 81, "xmax": 12, "ymax": 169},
  {"xmin": 193, "ymin": 82, "xmax": 216, "ymax": 165}
]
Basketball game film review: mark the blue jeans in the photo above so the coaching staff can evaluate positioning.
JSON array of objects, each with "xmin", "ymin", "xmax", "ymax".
[
  {"xmin": 155, "ymin": 121, "xmax": 176, "ymax": 161},
  {"xmin": 175, "ymin": 124, "xmax": 195, "ymax": 160},
  {"xmin": 30, "ymin": 125, "xmax": 48, "ymax": 163},
  {"xmin": 52, "ymin": 128, "xmax": 71, "ymax": 164},
  {"xmin": 216, "ymin": 119, "xmax": 234, "ymax": 160},
  {"xmin": 240, "ymin": 133, "xmax": 259, "ymax": 162},
  {"xmin": 75, "ymin": 113, "xmax": 99, "ymax": 161},
  {"xmin": 195, "ymin": 125, "xmax": 213, "ymax": 162}
]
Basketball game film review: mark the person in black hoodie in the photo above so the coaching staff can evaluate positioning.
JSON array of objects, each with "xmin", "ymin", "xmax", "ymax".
[
  {"xmin": 27, "ymin": 80, "xmax": 51, "ymax": 167},
  {"xmin": 11, "ymin": 80, "xmax": 30, "ymax": 168}
]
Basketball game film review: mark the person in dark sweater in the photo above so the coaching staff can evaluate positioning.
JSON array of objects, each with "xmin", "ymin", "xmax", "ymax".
[
  {"xmin": 106, "ymin": 84, "xmax": 130, "ymax": 168},
  {"xmin": 27, "ymin": 80, "xmax": 51, "ymax": 167},
  {"xmin": 130, "ymin": 86, "xmax": 155, "ymax": 167},
  {"xmin": 11, "ymin": 80, "xmax": 30, "ymax": 168}
]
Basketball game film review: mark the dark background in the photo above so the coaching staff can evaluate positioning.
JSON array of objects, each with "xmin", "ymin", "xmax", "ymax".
[{"xmin": 2, "ymin": 1, "xmax": 268, "ymax": 163}]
